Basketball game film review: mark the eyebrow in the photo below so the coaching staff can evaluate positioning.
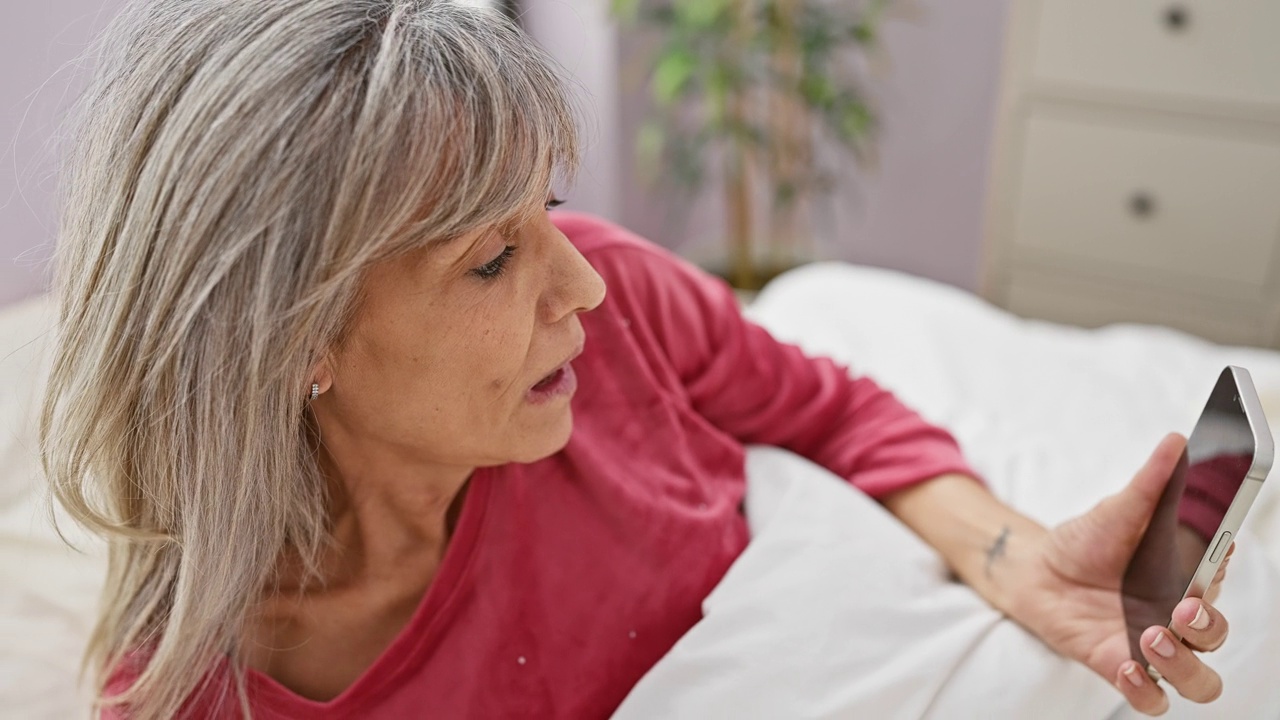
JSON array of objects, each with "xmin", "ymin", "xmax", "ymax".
[
  {"xmin": 424, "ymin": 223, "xmax": 508, "ymax": 275},
  {"xmin": 419, "ymin": 191, "xmax": 552, "ymax": 259}
]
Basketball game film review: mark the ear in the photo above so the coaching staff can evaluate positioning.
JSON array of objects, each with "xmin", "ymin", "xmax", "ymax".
[{"xmin": 310, "ymin": 356, "xmax": 335, "ymax": 395}]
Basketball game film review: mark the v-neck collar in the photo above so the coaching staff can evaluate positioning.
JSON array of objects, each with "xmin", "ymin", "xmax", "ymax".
[{"xmin": 246, "ymin": 466, "xmax": 495, "ymax": 715}]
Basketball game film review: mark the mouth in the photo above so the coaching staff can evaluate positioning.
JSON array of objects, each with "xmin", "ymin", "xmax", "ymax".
[
  {"xmin": 526, "ymin": 343, "xmax": 584, "ymax": 402},
  {"xmin": 531, "ymin": 365, "xmax": 569, "ymax": 392}
]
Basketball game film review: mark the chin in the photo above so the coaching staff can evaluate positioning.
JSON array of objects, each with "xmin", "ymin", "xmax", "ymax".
[{"xmin": 514, "ymin": 408, "xmax": 575, "ymax": 463}]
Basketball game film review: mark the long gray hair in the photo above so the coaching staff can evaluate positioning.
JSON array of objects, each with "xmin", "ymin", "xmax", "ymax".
[{"xmin": 39, "ymin": 1, "xmax": 581, "ymax": 716}]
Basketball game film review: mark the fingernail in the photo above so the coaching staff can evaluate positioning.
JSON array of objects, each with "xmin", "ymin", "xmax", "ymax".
[
  {"xmin": 1189, "ymin": 603, "xmax": 1210, "ymax": 630},
  {"xmin": 1123, "ymin": 663, "xmax": 1145, "ymax": 687},
  {"xmin": 1150, "ymin": 631, "xmax": 1176, "ymax": 658}
]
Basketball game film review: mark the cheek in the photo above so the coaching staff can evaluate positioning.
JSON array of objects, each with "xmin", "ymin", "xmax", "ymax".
[
  {"xmin": 346, "ymin": 288, "xmax": 538, "ymax": 427},
  {"xmin": 399, "ymin": 304, "xmax": 530, "ymax": 403},
  {"xmin": 472, "ymin": 325, "xmax": 535, "ymax": 398}
]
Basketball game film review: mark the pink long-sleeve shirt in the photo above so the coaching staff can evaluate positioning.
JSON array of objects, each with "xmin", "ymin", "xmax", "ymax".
[{"xmin": 107, "ymin": 212, "xmax": 978, "ymax": 718}]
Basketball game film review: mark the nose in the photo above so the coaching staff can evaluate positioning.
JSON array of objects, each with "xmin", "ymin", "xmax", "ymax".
[{"xmin": 540, "ymin": 226, "xmax": 606, "ymax": 325}]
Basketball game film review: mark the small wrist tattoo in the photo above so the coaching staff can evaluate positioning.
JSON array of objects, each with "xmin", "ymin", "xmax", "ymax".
[{"xmin": 985, "ymin": 525, "xmax": 1011, "ymax": 579}]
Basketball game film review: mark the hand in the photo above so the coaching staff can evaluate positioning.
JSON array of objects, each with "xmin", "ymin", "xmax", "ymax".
[{"xmin": 1012, "ymin": 433, "xmax": 1232, "ymax": 716}]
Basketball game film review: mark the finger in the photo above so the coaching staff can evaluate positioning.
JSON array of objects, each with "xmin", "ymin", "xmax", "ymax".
[
  {"xmin": 1205, "ymin": 556, "xmax": 1231, "ymax": 604},
  {"xmin": 1115, "ymin": 660, "xmax": 1169, "ymax": 716},
  {"xmin": 1142, "ymin": 626, "xmax": 1224, "ymax": 703},
  {"xmin": 1205, "ymin": 581, "xmax": 1222, "ymax": 606},
  {"xmin": 1171, "ymin": 597, "xmax": 1229, "ymax": 653},
  {"xmin": 1111, "ymin": 434, "xmax": 1188, "ymax": 528},
  {"xmin": 1212, "ymin": 557, "xmax": 1230, "ymax": 588}
]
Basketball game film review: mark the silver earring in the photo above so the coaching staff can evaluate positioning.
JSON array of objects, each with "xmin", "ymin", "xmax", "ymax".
[{"xmin": 310, "ymin": 383, "xmax": 320, "ymax": 401}]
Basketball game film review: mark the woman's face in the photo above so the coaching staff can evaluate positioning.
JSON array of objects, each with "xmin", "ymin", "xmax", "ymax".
[{"xmin": 314, "ymin": 202, "xmax": 606, "ymax": 473}]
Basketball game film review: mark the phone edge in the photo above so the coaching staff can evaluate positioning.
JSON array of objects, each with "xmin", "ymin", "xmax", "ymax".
[{"xmin": 1177, "ymin": 366, "xmax": 1274, "ymax": 606}]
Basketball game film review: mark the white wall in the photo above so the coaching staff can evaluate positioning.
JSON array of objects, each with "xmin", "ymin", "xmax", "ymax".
[
  {"xmin": 522, "ymin": 0, "xmax": 622, "ymax": 223},
  {"xmin": 528, "ymin": 0, "xmax": 1012, "ymax": 293},
  {"xmin": 0, "ymin": 1, "xmax": 126, "ymax": 307}
]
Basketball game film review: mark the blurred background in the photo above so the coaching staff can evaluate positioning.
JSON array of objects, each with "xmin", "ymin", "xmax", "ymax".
[
  {"xmin": 5, "ymin": 1, "xmax": 1279, "ymax": 348},
  {"xmin": 0, "ymin": 0, "xmax": 1003, "ymax": 305}
]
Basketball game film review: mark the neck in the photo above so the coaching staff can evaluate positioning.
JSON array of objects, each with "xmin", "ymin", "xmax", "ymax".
[{"xmin": 311, "ymin": 431, "xmax": 474, "ymax": 590}]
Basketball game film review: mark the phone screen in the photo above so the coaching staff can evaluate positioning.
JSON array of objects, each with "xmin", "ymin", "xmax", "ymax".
[{"xmin": 1121, "ymin": 369, "xmax": 1254, "ymax": 666}]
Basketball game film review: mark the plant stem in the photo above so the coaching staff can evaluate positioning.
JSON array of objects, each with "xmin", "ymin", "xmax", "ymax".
[
  {"xmin": 767, "ymin": 0, "xmax": 811, "ymax": 268},
  {"xmin": 726, "ymin": 136, "xmax": 755, "ymax": 290},
  {"xmin": 726, "ymin": 0, "xmax": 756, "ymax": 290}
]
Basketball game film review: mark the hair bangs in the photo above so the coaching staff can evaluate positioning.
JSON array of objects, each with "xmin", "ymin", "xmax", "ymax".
[{"xmin": 380, "ymin": 5, "xmax": 583, "ymax": 257}]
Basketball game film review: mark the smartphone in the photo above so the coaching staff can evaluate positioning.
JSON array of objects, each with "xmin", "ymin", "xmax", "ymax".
[{"xmin": 1121, "ymin": 366, "xmax": 1274, "ymax": 674}]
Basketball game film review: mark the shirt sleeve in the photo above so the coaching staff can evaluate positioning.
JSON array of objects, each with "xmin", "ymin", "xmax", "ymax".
[{"xmin": 587, "ymin": 239, "xmax": 982, "ymax": 499}]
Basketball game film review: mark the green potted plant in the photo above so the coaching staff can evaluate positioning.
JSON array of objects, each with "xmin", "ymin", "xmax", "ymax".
[{"xmin": 612, "ymin": 0, "xmax": 888, "ymax": 290}]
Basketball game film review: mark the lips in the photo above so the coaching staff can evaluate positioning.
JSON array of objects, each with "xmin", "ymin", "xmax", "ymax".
[
  {"xmin": 526, "ymin": 362, "xmax": 579, "ymax": 404},
  {"xmin": 531, "ymin": 343, "xmax": 584, "ymax": 391},
  {"xmin": 532, "ymin": 366, "xmax": 566, "ymax": 391}
]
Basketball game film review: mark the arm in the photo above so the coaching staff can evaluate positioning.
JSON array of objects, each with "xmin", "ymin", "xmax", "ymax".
[
  {"xmin": 882, "ymin": 436, "xmax": 1229, "ymax": 717},
  {"xmin": 566, "ymin": 217, "xmax": 1230, "ymax": 715},
  {"xmin": 582, "ymin": 235, "xmax": 977, "ymax": 498},
  {"xmin": 881, "ymin": 473, "xmax": 1046, "ymax": 618}
]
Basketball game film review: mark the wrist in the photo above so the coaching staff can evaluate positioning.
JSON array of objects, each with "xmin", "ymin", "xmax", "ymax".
[
  {"xmin": 965, "ymin": 513, "xmax": 1052, "ymax": 623},
  {"xmin": 881, "ymin": 475, "xmax": 1050, "ymax": 619},
  {"xmin": 991, "ymin": 523, "xmax": 1055, "ymax": 628}
]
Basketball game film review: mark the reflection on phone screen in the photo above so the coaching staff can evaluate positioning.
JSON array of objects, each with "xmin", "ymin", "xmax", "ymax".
[{"xmin": 1121, "ymin": 370, "xmax": 1253, "ymax": 667}]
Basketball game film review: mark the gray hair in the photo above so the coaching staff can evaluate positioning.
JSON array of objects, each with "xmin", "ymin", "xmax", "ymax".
[{"xmin": 39, "ymin": 1, "xmax": 581, "ymax": 717}]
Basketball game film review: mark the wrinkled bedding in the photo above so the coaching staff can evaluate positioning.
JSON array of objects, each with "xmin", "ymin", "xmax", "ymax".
[
  {"xmin": 4, "ymin": 264, "xmax": 1280, "ymax": 718},
  {"xmin": 614, "ymin": 264, "xmax": 1280, "ymax": 719}
]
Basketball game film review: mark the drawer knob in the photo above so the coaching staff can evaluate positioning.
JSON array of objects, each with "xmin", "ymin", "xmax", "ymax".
[
  {"xmin": 1164, "ymin": 5, "xmax": 1190, "ymax": 32},
  {"xmin": 1129, "ymin": 192, "xmax": 1157, "ymax": 219}
]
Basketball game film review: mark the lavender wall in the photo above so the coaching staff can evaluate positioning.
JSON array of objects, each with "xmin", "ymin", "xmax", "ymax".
[
  {"xmin": 530, "ymin": 0, "xmax": 1011, "ymax": 293},
  {"xmin": 826, "ymin": 1, "xmax": 1010, "ymax": 292},
  {"xmin": 0, "ymin": 1, "xmax": 127, "ymax": 307},
  {"xmin": 0, "ymin": 0, "xmax": 1009, "ymax": 308},
  {"xmin": 522, "ymin": 0, "xmax": 622, "ymax": 223}
]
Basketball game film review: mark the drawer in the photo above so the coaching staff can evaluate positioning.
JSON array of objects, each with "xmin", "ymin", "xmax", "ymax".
[
  {"xmin": 1011, "ymin": 112, "xmax": 1280, "ymax": 293},
  {"xmin": 1032, "ymin": 0, "xmax": 1280, "ymax": 108},
  {"xmin": 1003, "ymin": 270, "xmax": 1266, "ymax": 347}
]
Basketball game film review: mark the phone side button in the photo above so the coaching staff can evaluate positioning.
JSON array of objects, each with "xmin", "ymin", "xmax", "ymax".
[{"xmin": 1209, "ymin": 531, "xmax": 1233, "ymax": 563}]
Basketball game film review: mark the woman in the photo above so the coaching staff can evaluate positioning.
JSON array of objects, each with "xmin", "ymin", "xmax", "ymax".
[{"xmin": 41, "ymin": 1, "xmax": 1231, "ymax": 718}]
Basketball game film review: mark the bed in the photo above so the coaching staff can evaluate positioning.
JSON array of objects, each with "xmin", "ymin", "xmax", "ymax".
[{"xmin": 3, "ymin": 263, "xmax": 1279, "ymax": 718}]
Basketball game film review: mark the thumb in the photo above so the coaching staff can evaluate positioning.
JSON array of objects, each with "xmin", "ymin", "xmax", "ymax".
[
  {"xmin": 1101, "ymin": 432, "xmax": 1188, "ymax": 539},
  {"xmin": 1050, "ymin": 433, "xmax": 1189, "ymax": 584}
]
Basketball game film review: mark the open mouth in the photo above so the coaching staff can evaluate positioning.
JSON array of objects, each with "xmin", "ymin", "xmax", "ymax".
[{"xmin": 532, "ymin": 366, "xmax": 566, "ymax": 392}]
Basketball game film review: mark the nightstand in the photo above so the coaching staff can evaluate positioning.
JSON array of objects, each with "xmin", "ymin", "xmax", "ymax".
[{"xmin": 983, "ymin": 1, "xmax": 1280, "ymax": 347}]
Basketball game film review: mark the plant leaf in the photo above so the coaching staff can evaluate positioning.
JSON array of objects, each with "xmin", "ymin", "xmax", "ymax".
[
  {"xmin": 673, "ymin": 0, "xmax": 734, "ymax": 30},
  {"xmin": 652, "ymin": 49, "xmax": 699, "ymax": 106},
  {"xmin": 610, "ymin": 0, "xmax": 641, "ymax": 23}
]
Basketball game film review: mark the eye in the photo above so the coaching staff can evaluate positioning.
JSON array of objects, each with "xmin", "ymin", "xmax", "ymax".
[
  {"xmin": 546, "ymin": 196, "xmax": 565, "ymax": 211},
  {"xmin": 472, "ymin": 245, "xmax": 516, "ymax": 280}
]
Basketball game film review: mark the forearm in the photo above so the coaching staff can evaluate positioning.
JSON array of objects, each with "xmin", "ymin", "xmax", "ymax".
[{"xmin": 880, "ymin": 474, "xmax": 1048, "ymax": 618}]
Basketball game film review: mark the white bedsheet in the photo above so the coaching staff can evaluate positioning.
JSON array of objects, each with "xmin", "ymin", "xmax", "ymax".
[
  {"xmin": 613, "ymin": 263, "xmax": 1280, "ymax": 719},
  {"xmin": 614, "ymin": 447, "xmax": 1280, "ymax": 720},
  {"xmin": 4, "ymin": 264, "xmax": 1280, "ymax": 718},
  {"xmin": 0, "ymin": 297, "xmax": 106, "ymax": 719}
]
